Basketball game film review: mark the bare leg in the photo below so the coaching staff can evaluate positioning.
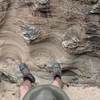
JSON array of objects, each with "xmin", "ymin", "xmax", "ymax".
[
  {"xmin": 19, "ymin": 62, "xmax": 62, "ymax": 99},
  {"xmin": 20, "ymin": 80, "xmax": 32, "ymax": 100},
  {"xmin": 19, "ymin": 63, "xmax": 35, "ymax": 100},
  {"xmin": 52, "ymin": 77, "xmax": 63, "ymax": 88}
]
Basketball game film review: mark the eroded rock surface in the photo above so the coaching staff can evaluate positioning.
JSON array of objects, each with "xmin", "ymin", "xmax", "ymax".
[
  {"xmin": 0, "ymin": 0, "xmax": 10, "ymax": 26},
  {"xmin": 0, "ymin": 0, "xmax": 100, "ymax": 99}
]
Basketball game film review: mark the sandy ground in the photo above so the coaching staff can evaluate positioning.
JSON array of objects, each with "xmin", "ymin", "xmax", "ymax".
[
  {"xmin": 0, "ymin": 81, "xmax": 100, "ymax": 100},
  {"xmin": 65, "ymin": 86, "xmax": 100, "ymax": 100}
]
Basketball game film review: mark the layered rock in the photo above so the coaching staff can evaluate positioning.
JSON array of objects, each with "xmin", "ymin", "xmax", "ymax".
[
  {"xmin": 0, "ymin": 0, "xmax": 10, "ymax": 26},
  {"xmin": 0, "ymin": 0, "xmax": 100, "ymax": 88}
]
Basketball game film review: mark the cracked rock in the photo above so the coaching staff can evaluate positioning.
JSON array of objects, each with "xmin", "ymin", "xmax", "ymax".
[
  {"xmin": 20, "ymin": 24, "xmax": 48, "ymax": 44},
  {"xmin": 62, "ymin": 26, "xmax": 100, "ymax": 57},
  {"xmin": 62, "ymin": 28, "xmax": 81, "ymax": 53},
  {"xmin": 21, "ymin": 25, "xmax": 41, "ymax": 42}
]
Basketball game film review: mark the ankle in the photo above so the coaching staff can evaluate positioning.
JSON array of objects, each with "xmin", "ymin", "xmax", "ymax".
[
  {"xmin": 23, "ymin": 74, "xmax": 35, "ymax": 83},
  {"xmin": 52, "ymin": 78, "xmax": 63, "ymax": 88},
  {"xmin": 54, "ymin": 75, "xmax": 61, "ymax": 80}
]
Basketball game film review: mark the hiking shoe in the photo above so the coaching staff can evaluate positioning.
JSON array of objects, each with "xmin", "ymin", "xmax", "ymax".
[
  {"xmin": 49, "ymin": 62, "xmax": 62, "ymax": 79},
  {"xmin": 19, "ymin": 63, "xmax": 35, "ymax": 83}
]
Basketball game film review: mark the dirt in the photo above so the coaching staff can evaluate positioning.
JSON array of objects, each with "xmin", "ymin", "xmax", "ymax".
[{"xmin": 0, "ymin": 0, "xmax": 100, "ymax": 100}]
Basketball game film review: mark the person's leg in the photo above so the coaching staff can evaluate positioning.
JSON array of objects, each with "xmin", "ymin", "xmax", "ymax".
[
  {"xmin": 20, "ymin": 80, "xmax": 32, "ymax": 100},
  {"xmin": 19, "ymin": 63, "xmax": 35, "ymax": 100},
  {"xmin": 52, "ymin": 77, "xmax": 63, "ymax": 88},
  {"xmin": 19, "ymin": 62, "xmax": 63, "ymax": 99},
  {"xmin": 50, "ymin": 62, "xmax": 63, "ymax": 88}
]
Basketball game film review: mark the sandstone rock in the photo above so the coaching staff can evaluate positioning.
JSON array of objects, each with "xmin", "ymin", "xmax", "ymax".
[
  {"xmin": 90, "ymin": 1, "xmax": 100, "ymax": 14},
  {"xmin": 18, "ymin": 0, "xmax": 34, "ymax": 6},
  {"xmin": 0, "ymin": 71, "xmax": 17, "ymax": 83},
  {"xmin": 0, "ymin": 0, "xmax": 100, "ymax": 89},
  {"xmin": 19, "ymin": 0, "xmax": 51, "ymax": 17},
  {"xmin": 20, "ymin": 24, "xmax": 48, "ymax": 44},
  {"xmin": 85, "ymin": 0, "xmax": 98, "ymax": 4},
  {"xmin": 34, "ymin": 0, "xmax": 51, "ymax": 17},
  {"xmin": 36, "ymin": 0, "xmax": 49, "ymax": 5},
  {"xmin": 21, "ymin": 25, "xmax": 41, "ymax": 43},
  {"xmin": 62, "ymin": 24, "xmax": 100, "ymax": 57},
  {"xmin": 69, "ymin": 55, "xmax": 100, "ymax": 85},
  {"xmin": 73, "ymin": 0, "xmax": 98, "ymax": 4},
  {"xmin": 0, "ymin": 0, "xmax": 10, "ymax": 26},
  {"xmin": 0, "ymin": 0, "xmax": 100, "ymax": 99},
  {"xmin": 85, "ymin": 23, "xmax": 98, "ymax": 35},
  {"xmin": 62, "ymin": 28, "xmax": 81, "ymax": 54}
]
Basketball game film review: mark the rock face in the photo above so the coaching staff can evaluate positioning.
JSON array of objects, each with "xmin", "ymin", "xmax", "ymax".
[
  {"xmin": 0, "ymin": 0, "xmax": 100, "ymax": 95},
  {"xmin": 0, "ymin": 0, "xmax": 100, "ymax": 99},
  {"xmin": 90, "ymin": 0, "xmax": 100, "ymax": 14},
  {"xmin": 0, "ymin": 0, "xmax": 10, "ymax": 26},
  {"xmin": 73, "ymin": 0, "xmax": 98, "ymax": 4},
  {"xmin": 62, "ymin": 24, "xmax": 100, "ymax": 57}
]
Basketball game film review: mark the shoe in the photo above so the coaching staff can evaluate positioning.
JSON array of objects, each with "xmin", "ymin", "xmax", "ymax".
[
  {"xmin": 19, "ymin": 63, "xmax": 35, "ymax": 83},
  {"xmin": 49, "ymin": 62, "xmax": 62, "ymax": 79}
]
